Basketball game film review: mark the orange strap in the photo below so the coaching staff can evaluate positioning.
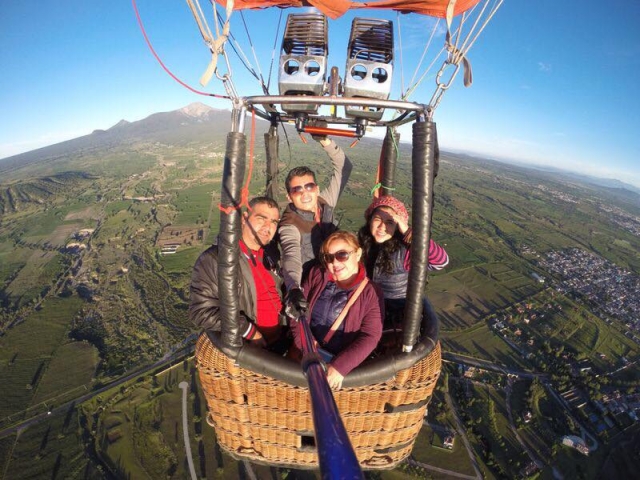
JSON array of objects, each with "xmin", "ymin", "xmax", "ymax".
[{"xmin": 322, "ymin": 278, "xmax": 369, "ymax": 344}]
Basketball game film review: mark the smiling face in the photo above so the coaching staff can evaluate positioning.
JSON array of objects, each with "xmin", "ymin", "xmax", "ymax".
[
  {"xmin": 241, "ymin": 202, "xmax": 280, "ymax": 250},
  {"xmin": 323, "ymin": 237, "xmax": 362, "ymax": 285},
  {"xmin": 287, "ymin": 173, "xmax": 319, "ymax": 212},
  {"xmin": 369, "ymin": 206, "xmax": 398, "ymax": 244}
]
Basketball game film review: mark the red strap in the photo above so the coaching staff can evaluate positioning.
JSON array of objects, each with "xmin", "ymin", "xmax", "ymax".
[{"xmin": 322, "ymin": 278, "xmax": 369, "ymax": 344}]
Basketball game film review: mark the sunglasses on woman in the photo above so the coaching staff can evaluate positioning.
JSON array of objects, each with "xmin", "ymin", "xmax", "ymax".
[
  {"xmin": 288, "ymin": 182, "xmax": 317, "ymax": 195},
  {"xmin": 322, "ymin": 250, "xmax": 354, "ymax": 264}
]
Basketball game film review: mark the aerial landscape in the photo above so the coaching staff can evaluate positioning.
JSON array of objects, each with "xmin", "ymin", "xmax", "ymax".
[
  {"xmin": 2, "ymin": 1, "xmax": 640, "ymax": 479},
  {"xmin": 0, "ymin": 103, "xmax": 638, "ymax": 479}
]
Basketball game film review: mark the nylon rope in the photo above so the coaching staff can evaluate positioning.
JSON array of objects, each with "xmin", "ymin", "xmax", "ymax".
[
  {"xmin": 402, "ymin": 0, "xmax": 503, "ymax": 102},
  {"xmin": 212, "ymin": 2, "xmax": 263, "ymax": 84},
  {"xmin": 197, "ymin": 0, "xmax": 214, "ymax": 40},
  {"xmin": 405, "ymin": 18, "xmax": 441, "ymax": 100},
  {"xmin": 457, "ymin": 0, "xmax": 504, "ymax": 58},
  {"xmin": 132, "ymin": 0, "xmax": 228, "ymax": 98},
  {"xmin": 186, "ymin": 0, "xmax": 233, "ymax": 87}
]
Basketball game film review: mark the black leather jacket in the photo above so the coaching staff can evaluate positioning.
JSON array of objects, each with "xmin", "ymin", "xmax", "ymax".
[{"xmin": 189, "ymin": 242, "xmax": 283, "ymax": 338}]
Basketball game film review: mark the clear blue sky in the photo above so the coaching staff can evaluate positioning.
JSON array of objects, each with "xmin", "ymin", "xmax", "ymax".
[{"xmin": 1, "ymin": 1, "xmax": 639, "ymax": 187}]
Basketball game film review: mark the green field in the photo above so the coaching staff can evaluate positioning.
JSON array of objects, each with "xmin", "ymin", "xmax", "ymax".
[
  {"xmin": 429, "ymin": 261, "xmax": 542, "ymax": 331},
  {"xmin": 82, "ymin": 360, "xmax": 242, "ymax": 479},
  {"xmin": 0, "ymin": 242, "xmax": 31, "ymax": 285},
  {"xmin": 0, "ymin": 296, "xmax": 84, "ymax": 419},
  {"xmin": 104, "ymin": 199, "xmax": 131, "ymax": 216},
  {"xmin": 5, "ymin": 251, "xmax": 68, "ymax": 308},
  {"xmin": 442, "ymin": 323, "xmax": 531, "ymax": 369},
  {"xmin": 159, "ymin": 246, "xmax": 204, "ymax": 275},
  {"xmin": 31, "ymin": 341, "xmax": 99, "ymax": 404},
  {"xmin": 455, "ymin": 381, "xmax": 530, "ymax": 478},
  {"xmin": 524, "ymin": 294, "xmax": 638, "ymax": 368},
  {"xmin": 2, "ymin": 404, "xmax": 104, "ymax": 480},
  {"xmin": 173, "ymin": 183, "xmax": 217, "ymax": 226},
  {"xmin": 412, "ymin": 426, "xmax": 477, "ymax": 477}
]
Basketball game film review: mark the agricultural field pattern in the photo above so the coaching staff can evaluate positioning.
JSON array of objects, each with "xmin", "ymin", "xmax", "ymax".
[{"xmin": 0, "ymin": 104, "xmax": 639, "ymax": 479}]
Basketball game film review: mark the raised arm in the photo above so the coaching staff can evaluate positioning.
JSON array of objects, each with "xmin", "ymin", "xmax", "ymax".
[
  {"xmin": 401, "ymin": 233, "xmax": 449, "ymax": 271},
  {"xmin": 278, "ymin": 223, "xmax": 304, "ymax": 291},
  {"xmin": 318, "ymin": 139, "xmax": 353, "ymax": 208}
]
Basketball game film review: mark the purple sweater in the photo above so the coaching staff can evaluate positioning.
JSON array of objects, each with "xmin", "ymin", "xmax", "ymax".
[{"xmin": 294, "ymin": 265, "xmax": 384, "ymax": 376}]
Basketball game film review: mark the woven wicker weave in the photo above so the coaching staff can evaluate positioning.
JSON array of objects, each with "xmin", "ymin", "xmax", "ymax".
[{"xmin": 195, "ymin": 333, "xmax": 441, "ymax": 470}]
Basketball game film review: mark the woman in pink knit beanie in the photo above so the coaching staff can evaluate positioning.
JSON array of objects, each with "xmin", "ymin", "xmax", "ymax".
[{"xmin": 359, "ymin": 195, "xmax": 449, "ymax": 330}]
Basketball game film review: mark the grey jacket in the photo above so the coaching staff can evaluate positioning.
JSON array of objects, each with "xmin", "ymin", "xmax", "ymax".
[
  {"xmin": 189, "ymin": 243, "xmax": 283, "ymax": 338},
  {"xmin": 278, "ymin": 140, "xmax": 352, "ymax": 290}
]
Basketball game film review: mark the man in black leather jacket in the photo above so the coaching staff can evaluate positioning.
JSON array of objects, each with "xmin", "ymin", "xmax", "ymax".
[{"xmin": 189, "ymin": 196, "xmax": 287, "ymax": 351}]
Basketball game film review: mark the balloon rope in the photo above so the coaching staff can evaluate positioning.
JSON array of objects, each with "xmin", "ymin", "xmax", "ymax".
[{"xmin": 132, "ymin": 0, "xmax": 229, "ymax": 98}]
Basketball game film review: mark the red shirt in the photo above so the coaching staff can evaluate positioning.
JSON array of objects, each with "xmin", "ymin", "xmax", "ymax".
[{"xmin": 239, "ymin": 242, "xmax": 282, "ymax": 343}]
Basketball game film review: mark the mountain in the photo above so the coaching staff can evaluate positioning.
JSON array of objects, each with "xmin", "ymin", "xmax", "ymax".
[
  {"xmin": 0, "ymin": 171, "xmax": 97, "ymax": 215},
  {"xmin": 0, "ymin": 103, "xmax": 248, "ymax": 178},
  {"xmin": 3, "ymin": 102, "xmax": 639, "ymax": 204}
]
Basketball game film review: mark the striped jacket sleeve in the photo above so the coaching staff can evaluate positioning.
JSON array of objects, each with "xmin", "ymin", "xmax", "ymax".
[
  {"xmin": 401, "ymin": 229, "xmax": 449, "ymax": 271},
  {"xmin": 427, "ymin": 239, "xmax": 449, "ymax": 270}
]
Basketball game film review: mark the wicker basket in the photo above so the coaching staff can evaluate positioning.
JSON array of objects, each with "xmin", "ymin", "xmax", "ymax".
[{"xmin": 195, "ymin": 333, "xmax": 441, "ymax": 469}]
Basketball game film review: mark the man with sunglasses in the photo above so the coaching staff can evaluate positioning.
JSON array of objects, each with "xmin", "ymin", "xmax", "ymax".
[
  {"xmin": 279, "ymin": 135, "xmax": 353, "ymax": 318},
  {"xmin": 189, "ymin": 196, "xmax": 289, "ymax": 353}
]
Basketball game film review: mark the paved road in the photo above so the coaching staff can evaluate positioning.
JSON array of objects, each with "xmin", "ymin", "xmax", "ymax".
[
  {"xmin": 442, "ymin": 351, "xmax": 547, "ymax": 380},
  {"xmin": 179, "ymin": 382, "xmax": 197, "ymax": 480},
  {"xmin": 444, "ymin": 390, "xmax": 483, "ymax": 480},
  {"xmin": 504, "ymin": 380, "xmax": 546, "ymax": 471}
]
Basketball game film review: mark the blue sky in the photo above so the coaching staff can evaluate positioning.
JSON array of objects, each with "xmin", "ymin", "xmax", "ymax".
[{"xmin": 1, "ymin": 1, "xmax": 639, "ymax": 187}]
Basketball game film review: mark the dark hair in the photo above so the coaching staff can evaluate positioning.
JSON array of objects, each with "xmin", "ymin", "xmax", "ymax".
[
  {"xmin": 358, "ymin": 221, "xmax": 404, "ymax": 276},
  {"xmin": 248, "ymin": 196, "xmax": 279, "ymax": 211},
  {"xmin": 285, "ymin": 166, "xmax": 316, "ymax": 192}
]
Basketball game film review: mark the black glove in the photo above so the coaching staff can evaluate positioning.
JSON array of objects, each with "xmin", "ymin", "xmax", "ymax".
[{"xmin": 285, "ymin": 287, "xmax": 308, "ymax": 318}]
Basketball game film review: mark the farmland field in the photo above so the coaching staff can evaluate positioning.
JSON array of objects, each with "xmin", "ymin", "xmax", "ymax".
[
  {"xmin": 5, "ymin": 251, "xmax": 67, "ymax": 308},
  {"xmin": 412, "ymin": 426, "xmax": 476, "ymax": 477},
  {"xmin": 31, "ymin": 341, "xmax": 99, "ymax": 404},
  {"xmin": 0, "ymin": 296, "xmax": 84, "ymax": 418}
]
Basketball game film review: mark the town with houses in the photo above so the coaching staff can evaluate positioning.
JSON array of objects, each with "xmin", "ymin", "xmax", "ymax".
[
  {"xmin": 540, "ymin": 248, "xmax": 640, "ymax": 334},
  {"xmin": 441, "ymin": 245, "xmax": 640, "ymax": 468}
]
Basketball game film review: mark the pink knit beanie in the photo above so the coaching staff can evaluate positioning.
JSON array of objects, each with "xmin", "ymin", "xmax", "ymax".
[{"xmin": 365, "ymin": 196, "xmax": 409, "ymax": 224}]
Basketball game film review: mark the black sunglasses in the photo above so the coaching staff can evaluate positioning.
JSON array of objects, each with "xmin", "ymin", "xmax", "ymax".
[
  {"xmin": 289, "ymin": 182, "xmax": 317, "ymax": 194},
  {"xmin": 322, "ymin": 250, "xmax": 354, "ymax": 264}
]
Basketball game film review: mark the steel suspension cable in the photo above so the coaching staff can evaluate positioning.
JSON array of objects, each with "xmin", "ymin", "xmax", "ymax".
[
  {"xmin": 396, "ymin": 12, "xmax": 406, "ymax": 98},
  {"xmin": 239, "ymin": 12, "xmax": 269, "ymax": 94},
  {"xmin": 265, "ymin": 10, "xmax": 284, "ymax": 94}
]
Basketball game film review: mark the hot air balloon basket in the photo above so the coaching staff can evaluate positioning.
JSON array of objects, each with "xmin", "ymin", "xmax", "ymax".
[{"xmin": 195, "ymin": 333, "xmax": 441, "ymax": 469}]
